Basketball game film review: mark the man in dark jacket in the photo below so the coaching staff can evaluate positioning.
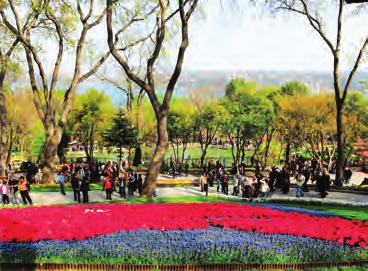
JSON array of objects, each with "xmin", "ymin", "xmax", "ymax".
[
  {"xmin": 80, "ymin": 177, "xmax": 90, "ymax": 203},
  {"xmin": 71, "ymin": 173, "xmax": 81, "ymax": 203},
  {"xmin": 317, "ymin": 169, "xmax": 330, "ymax": 198},
  {"xmin": 281, "ymin": 167, "xmax": 290, "ymax": 194}
]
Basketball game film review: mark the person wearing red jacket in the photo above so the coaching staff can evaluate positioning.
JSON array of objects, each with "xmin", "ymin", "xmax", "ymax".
[{"xmin": 104, "ymin": 176, "xmax": 113, "ymax": 200}]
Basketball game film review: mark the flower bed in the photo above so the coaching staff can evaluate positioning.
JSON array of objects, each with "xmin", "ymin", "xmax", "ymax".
[
  {"xmin": 156, "ymin": 179, "xmax": 193, "ymax": 186},
  {"xmin": 0, "ymin": 203, "xmax": 367, "ymax": 248},
  {"xmin": 0, "ymin": 229, "xmax": 365, "ymax": 264}
]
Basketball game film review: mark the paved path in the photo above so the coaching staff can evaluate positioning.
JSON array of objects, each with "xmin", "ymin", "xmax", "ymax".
[{"xmin": 8, "ymin": 184, "xmax": 367, "ymax": 207}]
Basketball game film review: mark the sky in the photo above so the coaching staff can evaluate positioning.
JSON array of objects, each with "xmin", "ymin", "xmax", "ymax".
[{"xmin": 182, "ymin": 1, "xmax": 368, "ymax": 72}]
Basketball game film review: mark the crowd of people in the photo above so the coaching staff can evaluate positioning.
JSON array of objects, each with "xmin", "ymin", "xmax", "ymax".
[
  {"xmin": 0, "ymin": 156, "xmax": 362, "ymax": 206},
  {"xmin": 0, "ymin": 176, "xmax": 33, "ymax": 205},
  {"xmin": 56, "ymin": 161, "xmax": 146, "ymax": 203},
  {"xmin": 198, "ymin": 158, "xmax": 334, "ymax": 200}
]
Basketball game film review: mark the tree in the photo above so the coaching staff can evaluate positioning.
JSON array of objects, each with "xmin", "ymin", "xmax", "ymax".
[
  {"xmin": 5, "ymin": 88, "xmax": 41, "ymax": 163},
  {"xmin": 128, "ymin": 96, "xmax": 157, "ymax": 166},
  {"xmin": 344, "ymin": 91, "xmax": 368, "ymax": 162},
  {"xmin": 167, "ymin": 111, "xmax": 193, "ymax": 163},
  {"xmin": 193, "ymin": 103, "xmax": 225, "ymax": 167},
  {"xmin": 271, "ymin": 0, "xmax": 368, "ymax": 186},
  {"xmin": 106, "ymin": 0, "xmax": 199, "ymax": 197},
  {"xmin": 221, "ymin": 91, "xmax": 274, "ymax": 165},
  {"xmin": 69, "ymin": 89, "xmax": 116, "ymax": 164},
  {"xmin": 1, "ymin": 0, "xmax": 111, "ymax": 182},
  {"xmin": 225, "ymin": 78, "xmax": 257, "ymax": 98},
  {"xmin": 277, "ymin": 94, "xmax": 337, "ymax": 169},
  {"xmin": 257, "ymin": 85, "xmax": 282, "ymax": 169},
  {"xmin": 0, "ymin": 12, "xmax": 22, "ymax": 176},
  {"xmin": 103, "ymin": 110, "xmax": 138, "ymax": 168},
  {"xmin": 280, "ymin": 81, "xmax": 311, "ymax": 96}
]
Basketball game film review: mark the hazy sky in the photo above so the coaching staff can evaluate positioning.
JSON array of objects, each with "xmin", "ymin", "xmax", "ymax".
[{"xmin": 182, "ymin": 2, "xmax": 368, "ymax": 72}]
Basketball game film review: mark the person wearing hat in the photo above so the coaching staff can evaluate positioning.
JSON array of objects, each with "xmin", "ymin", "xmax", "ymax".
[{"xmin": 18, "ymin": 176, "xmax": 32, "ymax": 205}]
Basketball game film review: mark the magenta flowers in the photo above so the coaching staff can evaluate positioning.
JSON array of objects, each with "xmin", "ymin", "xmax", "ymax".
[{"xmin": 0, "ymin": 203, "xmax": 366, "ymax": 248}]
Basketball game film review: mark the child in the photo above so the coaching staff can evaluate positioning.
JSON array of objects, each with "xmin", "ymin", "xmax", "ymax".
[{"xmin": 0, "ymin": 178, "xmax": 10, "ymax": 205}]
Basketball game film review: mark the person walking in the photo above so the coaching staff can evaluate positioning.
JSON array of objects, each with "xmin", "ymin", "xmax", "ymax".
[
  {"xmin": 9, "ymin": 177, "xmax": 19, "ymax": 205},
  {"xmin": 71, "ymin": 173, "xmax": 81, "ymax": 203},
  {"xmin": 232, "ymin": 175, "xmax": 240, "ymax": 196},
  {"xmin": 0, "ymin": 178, "xmax": 10, "ymax": 205},
  {"xmin": 119, "ymin": 175, "xmax": 127, "ymax": 198},
  {"xmin": 222, "ymin": 174, "xmax": 228, "ymax": 195},
  {"xmin": 128, "ymin": 173, "xmax": 136, "ymax": 196},
  {"xmin": 137, "ymin": 174, "xmax": 143, "ymax": 195},
  {"xmin": 18, "ymin": 176, "xmax": 32, "ymax": 205},
  {"xmin": 80, "ymin": 177, "xmax": 90, "ymax": 203},
  {"xmin": 259, "ymin": 178, "xmax": 269, "ymax": 199},
  {"xmin": 104, "ymin": 176, "xmax": 113, "ymax": 200},
  {"xmin": 296, "ymin": 172, "xmax": 305, "ymax": 198},
  {"xmin": 200, "ymin": 172, "xmax": 208, "ymax": 196},
  {"xmin": 56, "ymin": 172, "xmax": 66, "ymax": 196},
  {"xmin": 318, "ymin": 169, "xmax": 330, "ymax": 198}
]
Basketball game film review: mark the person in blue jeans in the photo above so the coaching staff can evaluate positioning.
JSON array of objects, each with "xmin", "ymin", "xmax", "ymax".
[
  {"xmin": 296, "ymin": 173, "xmax": 305, "ymax": 198},
  {"xmin": 56, "ymin": 172, "xmax": 66, "ymax": 196}
]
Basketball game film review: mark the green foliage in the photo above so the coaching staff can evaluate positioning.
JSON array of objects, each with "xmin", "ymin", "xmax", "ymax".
[
  {"xmin": 103, "ymin": 109, "xmax": 138, "ymax": 152},
  {"xmin": 31, "ymin": 132, "xmax": 45, "ymax": 159},
  {"xmin": 225, "ymin": 78, "xmax": 257, "ymax": 98},
  {"xmin": 280, "ymin": 80, "xmax": 311, "ymax": 96},
  {"xmin": 222, "ymin": 92, "xmax": 274, "ymax": 137},
  {"xmin": 69, "ymin": 89, "xmax": 116, "ymax": 158},
  {"xmin": 345, "ymin": 91, "xmax": 368, "ymax": 125}
]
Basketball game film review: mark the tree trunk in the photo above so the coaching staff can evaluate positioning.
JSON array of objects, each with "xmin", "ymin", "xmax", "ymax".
[
  {"xmin": 6, "ymin": 128, "xmax": 14, "ymax": 168},
  {"xmin": 0, "ymin": 77, "xmax": 7, "ymax": 176},
  {"xmin": 200, "ymin": 148, "xmax": 207, "ymax": 168},
  {"xmin": 285, "ymin": 137, "xmax": 291, "ymax": 166},
  {"xmin": 141, "ymin": 114, "xmax": 169, "ymax": 198},
  {"xmin": 181, "ymin": 142, "xmax": 187, "ymax": 163},
  {"xmin": 41, "ymin": 125, "xmax": 62, "ymax": 183},
  {"xmin": 262, "ymin": 128, "xmax": 274, "ymax": 170},
  {"xmin": 335, "ymin": 104, "xmax": 345, "ymax": 187}
]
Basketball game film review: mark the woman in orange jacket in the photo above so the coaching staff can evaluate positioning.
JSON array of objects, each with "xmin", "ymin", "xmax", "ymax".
[{"xmin": 18, "ymin": 176, "xmax": 32, "ymax": 205}]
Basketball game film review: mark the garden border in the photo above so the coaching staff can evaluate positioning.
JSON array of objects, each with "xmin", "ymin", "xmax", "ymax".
[{"xmin": 1, "ymin": 261, "xmax": 367, "ymax": 271}]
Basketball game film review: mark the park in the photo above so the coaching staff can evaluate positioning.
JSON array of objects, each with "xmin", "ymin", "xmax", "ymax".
[{"xmin": 0, "ymin": 0, "xmax": 367, "ymax": 270}]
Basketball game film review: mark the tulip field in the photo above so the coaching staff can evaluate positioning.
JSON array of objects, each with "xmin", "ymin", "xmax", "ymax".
[{"xmin": 0, "ymin": 203, "xmax": 367, "ymax": 265}]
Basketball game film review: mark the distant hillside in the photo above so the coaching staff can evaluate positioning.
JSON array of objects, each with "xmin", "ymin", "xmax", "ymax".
[
  {"xmin": 78, "ymin": 70, "xmax": 368, "ymax": 106},
  {"xmin": 177, "ymin": 70, "xmax": 368, "ymax": 96}
]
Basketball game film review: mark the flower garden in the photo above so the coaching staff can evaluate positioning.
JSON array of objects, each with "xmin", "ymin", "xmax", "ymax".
[{"xmin": 0, "ymin": 202, "xmax": 367, "ymax": 268}]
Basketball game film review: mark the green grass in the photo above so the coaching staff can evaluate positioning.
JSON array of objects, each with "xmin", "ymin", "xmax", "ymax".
[
  {"xmin": 309, "ymin": 266, "xmax": 368, "ymax": 271},
  {"xmin": 30, "ymin": 183, "xmax": 102, "ymax": 193},
  {"xmin": 165, "ymin": 146, "xmax": 235, "ymax": 160},
  {"xmin": 266, "ymin": 202, "xmax": 368, "ymax": 220}
]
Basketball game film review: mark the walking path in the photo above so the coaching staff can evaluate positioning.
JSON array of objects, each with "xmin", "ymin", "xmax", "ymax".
[
  {"xmin": 5, "ymin": 171, "xmax": 367, "ymax": 207},
  {"xmin": 9, "ymin": 184, "xmax": 367, "ymax": 207}
]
